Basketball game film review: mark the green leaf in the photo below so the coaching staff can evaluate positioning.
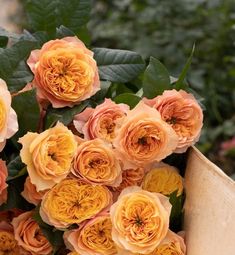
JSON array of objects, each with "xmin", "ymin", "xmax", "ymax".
[
  {"xmin": 56, "ymin": 0, "xmax": 91, "ymax": 34},
  {"xmin": 93, "ymin": 48, "xmax": 145, "ymax": 83},
  {"xmin": 7, "ymin": 156, "xmax": 25, "ymax": 179},
  {"xmin": 33, "ymin": 205, "xmax": 64, "ymax": 253},
  {"xmin": 24, "ymin": 0, "xmax": 91, "ymax": 39},
  {"xmin": 45, "ymin": 100, "xmax": 89, "ymax": 129},
  {"xmin": 12, "ymin": 89, "xmax": 40, "ymax": 140},
  {"xmin": 143, "ymin": 57, "xmax": 171, "ymax": 98},
  {"xmin": 174, "ymin": 43, "xmax": 195, "ymax": 90},
  {"xmin": 0, "ymin": 175, "xmax": 33, "ymax": 211},
  {"xmin": 0, "ymin": 36, "xmax": 8, "ymax": 48},
  {"xmin": 0, "ymin": 40, "xmax": 37, "ymax": 93},
  {"xmin": 0, "ymin": 27, "xmax": 20, "ymax": 42},
  {"xmin": 91, "ymin": 81, "xmax": 111, "ymax": 103},
  {"xmin": 56, "ymin": 25, "xmax": 75, "ymax": 38},
  {"xmin": 24, "ymin": 0, "xmax": 57, "ymax": 36},
  {"xmin": 113, "ymin": 93, "xmax": 141, "ymax": 109},
  {"xmin": 169, "ymin": 191, "xmax": 184, "ymax": 232}
]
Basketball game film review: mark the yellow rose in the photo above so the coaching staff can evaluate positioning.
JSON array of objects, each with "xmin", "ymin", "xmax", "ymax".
[
  {"xmin": 19, "ymin": 122, "xmax": 77, "ymax": 191},
  {"xmin": 110, "ymin": 186, "xmax": 171, "ymax": 254},
  {"xmin": 65, "ymin": 214, "xmax": 117, "ymax": 255},
  {"xmin": 72, "ymin": 138, "xmax": 122, "ymax": 187},
  {"xmin": 40, "ymin": 179, "xmax": 112, "ymax": 229},
  {"xmin": 142, "ymin": 163, "xmax": 183, "ymax": 196},
  {"xmin": 113, "ymin": 101, "xmax": 178, "ymax": 169},
  {"xmin": 27, "ymin": 37, "xmax": 100, "ymax": 108}
]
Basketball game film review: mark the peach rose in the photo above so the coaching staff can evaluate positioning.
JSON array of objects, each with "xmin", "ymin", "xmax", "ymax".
[
  {"xmin": 74, "ymin": 99, "xmax": 129, "ymax": 142},
  {"xmin": 72, "ymin": 139, "xmax": 122, "ymax": 187},
  {"xmin": 142, "ymin": 163, "xmax": 184, "ymax": 196},
  {"xmin": 27, "ymin": 37, "xmax": 100, "ymax": 108},
  {"xmin": 120, "ymin": 230, "xmax": 186, "ymax": 255},
  {"xmin": 19, "ymin": 122, "xmax": 77, "ymax": 191},
  {"xmin": 40, "ymin": 179, "xmax": 112, "ymax": 229},
  {"xmin": 64, "ymin": 214, "xmax": 117, "ymax": 255},
  {"xmin": 111, "ymin": 167, "xmax": 145, "ymax": 193},
  {"xmin": 0, "ymin": 79, "xmax": 18, "ymax": 151},
  {"xmin": 151, "ymin": 230, "xmax": 186, "ymax": 255},
  {"xmin": 144, "ymin": 89, "xmax": 203, "ymax": 153},
  {"xmin": 113, "ymin": 101, "xmax": 178, "ymax": 169},
  {"xmin": 110, "ymin": 186, "xmax": 171, "ymax": 254},
  {"xmin": 0, "ymin": 159, "xmax": 8, "ymax": 206},
  {"xmin": 21, "ymin": 176, "xmax": 48, "ymax": 206},
  {"xmin": 12, "ymin": 211, "xmax": 52, "ymax": 255}
]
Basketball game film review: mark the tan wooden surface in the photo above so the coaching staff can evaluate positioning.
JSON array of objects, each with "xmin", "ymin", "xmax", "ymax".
[{"xmin": 184, "ymin": 147, "xmax": 235, "ymax": 255}]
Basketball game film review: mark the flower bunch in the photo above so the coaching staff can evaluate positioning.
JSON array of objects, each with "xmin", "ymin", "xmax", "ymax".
[{"xmin": 0, "ymin": 3, "xmax": 203, "ymax": 254}]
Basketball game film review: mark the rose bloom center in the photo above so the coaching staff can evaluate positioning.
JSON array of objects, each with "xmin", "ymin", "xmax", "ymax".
[{"xmin": 0, "ymin": 231, "xmax": 18, "ymax": 254}]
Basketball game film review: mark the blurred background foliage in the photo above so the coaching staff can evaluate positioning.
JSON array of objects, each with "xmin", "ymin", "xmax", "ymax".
[
  {"xmin": 88, "ymin": 0, "xmax": 235, "ymax": 175},
  {"xmin": 1, "ymin": 0, "xmax": 235, "ymax": 176}
]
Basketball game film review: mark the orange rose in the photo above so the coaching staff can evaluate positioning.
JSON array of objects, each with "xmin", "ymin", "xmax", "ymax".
[
  {"xmin": 144, "ymin": 89, "xmax": 203, "ymax": 153},
  {"xmin": 0, "ymin": 79, "xmax": 18, "ymax": 151},
  {"xmin": 74, "ymin": 98, "xmax": 129, "ymax": 142},
  {"xmin": 21, "ymin": 176, "xmax": 48, "ymax": 206},
  {"xmin": 0, "ymin": 159, "xmax": 8, "ymax": 206},
  {"xmin": 19, "ymin": 122, "xmax": 77, "ymax": 191},
  {"xmin": 27, "ymin": 37, "xmax": 100, "ymax": 108},
  {"xmin": 40, "ymin": 179, "xmax": 112, "ymax": 229},
  {"xmin": 12, "ymin": 211, "xmax": 52, "ymax": 255},
  {"xmin": 64, "ymin": 214, "xmax": 117, "ymax": 255},
  {"xmin": 113, "ymin": 101, "xmax": 178, "ymax": 169},
  {"xmin": 110, "ymin": 186, "xmax": 171, "ymax": 254},
  {"xmin": 0, "ymin": 221, "xmax": 25, "ymax": 255},
  {"xmin": 72, "ymin": 139, "xmax": 122, "ymax": 187},
  {"xmin": 142, "ymin": 163, "xmax": 184, "ymax": 196}
]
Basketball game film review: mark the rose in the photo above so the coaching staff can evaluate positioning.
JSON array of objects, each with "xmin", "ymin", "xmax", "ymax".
[
  {"xmin": 110, "ymin": 186, "xmax": 171, "ymax": 254},
  {"xmin": 0, "ymin": 221, "xmax": 23, "ymax": 254},
  {"xmin": 72, "ymin": 139, "xmax": 122, "ymax": 187},
  {"xmin": 74, "ymin": 98, "xmax": 129, "ymax": 142},
  {"xmin": 19, "ymin": 122, "xmax": 77, "ymax": 191},
  {"xmin": 144, "ymin": 89, "xmax": 203, "ymax": 153},
  {"xmin": 113, "ymin": 101, "xmax": 178, "ymax": 169},
  {"xmin": 12, "ymin": 211, "xmax": 52, "ymax": 255},
  {"xmin": 142, "ymin": 163, "xmax": 184, "ymax": 196},
  {"xmin": 21, "ymin": 176, "xmax": 48, "ymax": 206},
  {"xmin": 152, "ymin": 230, "xmax": 186, "ymax": 255},
  {"xmin": 40, "ymin": 179, "xmax": 113, "ymax": 229},
  {"xmin": 111, "ymin": 167, "xmax": 145, "ymax": 193},
  {"xmin": 0, "ymin": 79, "xmax": 18, "ymax": 151},
  {"xmin": 67, "ymin": 252, "xmax": 80, "ymax": 255},
  {"xmin": 64, "ymin": 214, "xmax": 117, "ymax": 255},
  {"xmin": 27, "ymin": 36, "xmax": 100, "ymax": 108},
  {"xmin": 119, "ymin": 230, "xmax": 186, "ymax": 255},
  {"xmin": 0, "ymin": 159, "xmax": 8, "ymax": 206}
]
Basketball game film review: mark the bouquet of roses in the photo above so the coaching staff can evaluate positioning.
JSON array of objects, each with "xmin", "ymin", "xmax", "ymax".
[{"xmin": 0, "ymin": 1, "xmax": 203, "ymax": 254}]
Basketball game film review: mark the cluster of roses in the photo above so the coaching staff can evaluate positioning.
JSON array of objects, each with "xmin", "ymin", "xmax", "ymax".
[{"xmin": 0, "ymin": 36, "xmax": 203, "ymax": 255}]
